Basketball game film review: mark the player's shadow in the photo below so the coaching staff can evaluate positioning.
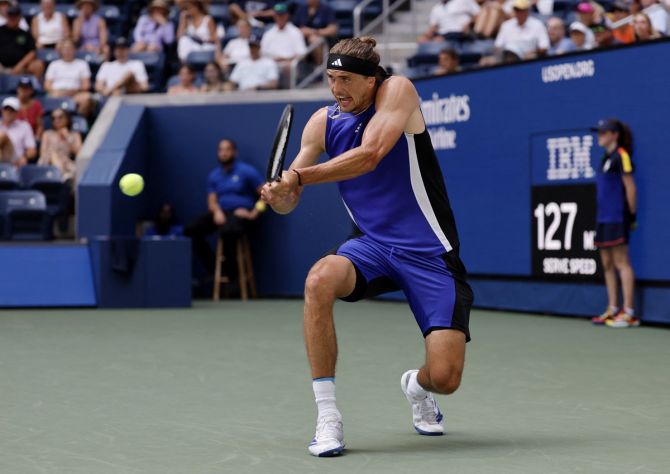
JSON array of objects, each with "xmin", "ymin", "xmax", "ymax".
[{"xmin": 346, "ymin": 432, "xmax": 581, "ymax": 455}]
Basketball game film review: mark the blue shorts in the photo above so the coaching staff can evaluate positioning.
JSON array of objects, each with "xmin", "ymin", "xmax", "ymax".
[
  {"xmin": 595, "ymin": 222, "xmax": 630, "ymax": 248},
  {"xmin": 335, "ymin": 235, "xmax": 473, "ymax": 341}
]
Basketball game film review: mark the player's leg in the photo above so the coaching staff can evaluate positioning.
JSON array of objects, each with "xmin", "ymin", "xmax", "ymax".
[
  {"xmin": 593, "ymin": 247, "xmax": 618, "ymax": 324},
  {"xmin": 304, "ymin": 254, "xmax": 356, "ymax": 457},
  {"xmin": 417, "ymin": 329, "xmax": 466, "ymax": 395},
  {"xmin": 397, "ymin": 251, "xmax": 472, "ymax": 435},
  {"xmin": 608, "ymin": 244, "xmax": 639, "ymax": 327}
]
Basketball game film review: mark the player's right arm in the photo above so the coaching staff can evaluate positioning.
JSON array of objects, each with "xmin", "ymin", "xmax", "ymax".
[{"xmin": 261, "ymin": 107, "xmax": 327, "ymax": 214}]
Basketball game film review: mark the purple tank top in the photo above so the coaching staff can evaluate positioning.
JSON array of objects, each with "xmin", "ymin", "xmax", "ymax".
[{"xmin": 80, "ymin": 14, "xmax": 101, "ymax": 48}]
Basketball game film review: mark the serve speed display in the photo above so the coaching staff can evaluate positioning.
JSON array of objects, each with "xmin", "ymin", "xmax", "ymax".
[{"xmin": 531, "ymin": 184, "xmax": 601, "ymax": 280}]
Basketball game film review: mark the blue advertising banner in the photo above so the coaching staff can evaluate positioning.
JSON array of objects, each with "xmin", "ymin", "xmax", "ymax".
[{"xmin": 414, "ymin": 41, "xmax": 670, "ymax": 282}]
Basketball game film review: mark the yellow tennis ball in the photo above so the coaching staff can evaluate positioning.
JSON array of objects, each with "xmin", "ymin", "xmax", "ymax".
[
  {"xmin": 119, "ymin": 173, "xmax": 144, "ymax": 197},
  {"xmin": 255, "ymin": 200, "xmax": 267, "ymax": 212}
]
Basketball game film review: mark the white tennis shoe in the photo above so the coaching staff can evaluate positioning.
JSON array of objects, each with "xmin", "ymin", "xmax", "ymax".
[
  {"xmin": 401, "ymin": 370, "xmax": 444, "ymax": 436},
  {"xmin": 308, "ymin": 415, "xmax": 345, "ymax": 457}
]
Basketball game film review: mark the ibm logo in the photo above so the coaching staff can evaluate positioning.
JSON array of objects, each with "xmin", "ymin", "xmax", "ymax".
[{"xmin": 546, "ymin": 136, "xmax": 595, "ymax": 181}]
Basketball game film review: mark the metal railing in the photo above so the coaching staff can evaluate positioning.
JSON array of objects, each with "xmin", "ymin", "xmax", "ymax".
[
  {"xmin": 289, "ymin": 38, "xmax": 330, "ymax": 89},
  {"xmin": 290, "ymin": 0, "xmax": 419, "ymax": 88},
  {"xmin": 611, "ymin": 3, "xmax": 665, "ymax": 29}
]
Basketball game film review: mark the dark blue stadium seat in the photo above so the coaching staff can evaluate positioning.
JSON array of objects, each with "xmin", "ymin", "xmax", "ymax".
[
  {"xmin": 19, "ymin": 3, "xmax": 41, "ymax": 21},
  {"xmin": 19, "ymin": 165, "xmax": 67, "ymax": 218},
  {"xmin": 209, "ymin": 4, "xmax": 230, "ymax": 24},
  {"xmin": 42, "ymin": 97, "xmax": 76, "ymax": 114},
  {"xmin": 56, "ymin": 4, "xmax": 79, "ymax": 19},
  {"xmin": 0, "ymin": 190, "xmax": 50, "ymax": 240},
  {"xmin": 128, "ymin": 52, "xmax": 166, "ymax": 93},
  {"xmin": 0, "ymin": 75, "xmax": 42, "ymax": 94},
  {"xmin": 36, "ymin": 49, "xmax": 61, "ymax": 65},
  {"xmin": 166, "ymin": 74, "xmax": 204, "ymax": 89},
  {"xmin": 0, "ymin": 164, "xmax": 20, "ymax": 191},
  {"xmin": 407, "ymin": 41, "xmax": 459, "ymax": 67},
  {"xmin": 186, "ymin": 51, "xmax": 216, "ymax": 70},
  {"xmin": 71, "ymin": 116, "xmax": 89, "ymax": 136}
]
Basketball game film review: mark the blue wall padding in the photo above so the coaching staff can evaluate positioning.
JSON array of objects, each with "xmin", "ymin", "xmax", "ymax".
[
  {"xmin": 0, "ymin": 245, "xmax": 96, "ymax": 306},
  {"xmin": 145, "ymin": 101, "xmax": 353, "ymax": 295},
  {"xmin": 413, "ymin": 42, "xmax": 670, "ymax": 279},
  {"xmin": 89, "ymin": 236, "xmax": 191, "ymax": 308},
  {"xmin": 74, "ymin": 41, "xmax": 670, "ymax": 320},
  {"xmin": 78, "ymin": 104, "xmax": 149, "ymax": 237}
]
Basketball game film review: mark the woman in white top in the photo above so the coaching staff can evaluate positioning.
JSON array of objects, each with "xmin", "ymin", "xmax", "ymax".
[
  {"xmin": 31, "ymin": 0, "xmax": 70, "ymax": 48},
  {"xmin": 218, "ymin": 19, "xmax": 252, "ymax": 74},
  {"xmin": 177, "ymin": 0, "xmax": 219, "ymax": 62}
]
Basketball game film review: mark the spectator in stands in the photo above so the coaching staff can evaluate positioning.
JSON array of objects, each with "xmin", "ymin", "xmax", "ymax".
[
  {"xmin": 639, "ymin": 0, "xmax": 668, "ymax": 35},
  {"xmin": 145, "ymin": 202, "xmax": 184, "ymax": 237},
  {"xmin": 0, "ymin": 0, "xmax": 29, "ymax": 30},
  {"xmin": 592, "ymin": 22, "xmax": 621, "ymax": 48},
  {"xmin": 184, "ymin": 138, "xmax": 263, "ymax": 280},
  {"xmin": 494, "ymin": 0, "xmax": 549, "ymax": 60},
  {"xmin": 72, "ymin": 0, "xmax": 109, "ymax": 58},
  {"xmin": 0, "ymin": 6, "xmax": 45, "ymax": 79},
  {"xmin": 225, "ymin": 36, "xmax": 279, "ymax": 90},
  {"xmin": 568, "ymin": 21, "xmax": 593, "ymax": 51},
  {"xmin": 16, "ymin": 77, "xmax": 44, "ymax": 138},
  {"xmin": 132, "ymin": 0, "xmax": 175, "ymax": 53},
  {"xmin": 219, "ymin": 19, "xmax": 252, "ymax": 73},
  {"xmin": 633, "ymin": 12, "xmax": 661, "ymax": 41},
  {"xmin": 260, "ymin": 4, "xmax": 307, "ymax": 83},
  {"xmin": 95, "ymin": 37, "xmax": 149, "ymax": 96},
  {"xmin": 177, "ymin": 0, "xmax": 219, "ymax": 63},
  {"xmin": 292, "ymin": 0, "xmax": 338, "ymax": 64},
  {"xmin": 547, "ymin": 17, "xmax": 574, "ymax": 55},
  {"xmin": 574, "ymin": 2, "xmax": 598, "ymax": 46},
  {"xmin": 419, "ymin": 0, "xmax": 481, "ymax": 42},
  {"xmin": 473, "ymin": 0, "xmax": 507, "ymax": 39},
  {"xmin": 201, "ymin": 61, "xmax": 226, "ymax": 92},
  {"xmin": 433, "ymin": 48, "xmax": 460, "ymax": 75},
  {"xmin": 31, "ymin": 0, "xmax": 70, "ymax": 49},
  {"xmin": 168, "ymin": 64, "xmax": 200, "ymax": 94},
  {"xmin": 44, "ymin": 38, "xmax": 95, "ymax": 118},
  {"xmin": 39, "ymin": 108, "xmax": 81, "ymax": 184},
  {"xmin": 0, "ymin": 97, "xmax": 36, "ymax": 167},
  {"xmin": 610, "ymin": 2, "xmax": 635, "ymax": 44}
]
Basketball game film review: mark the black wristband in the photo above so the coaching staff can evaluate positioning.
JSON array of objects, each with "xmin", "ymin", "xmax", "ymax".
[{"xmin": 292, "ymin": 169, "xmax": 303, "ymax": 186}]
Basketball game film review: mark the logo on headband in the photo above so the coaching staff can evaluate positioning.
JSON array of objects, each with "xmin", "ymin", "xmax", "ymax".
[{"xmin": 331, "ymin": 58, "xmax": 343, "ymax": 67}]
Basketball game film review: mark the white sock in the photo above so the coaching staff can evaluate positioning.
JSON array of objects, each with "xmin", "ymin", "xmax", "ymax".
[
  {"xmin": 313, "ymin": 378, "xmax": 340, "ymax": 419},
  {"xmin": 624, "ymin": 307, "xmax": 635, "ymax": 316},
  {"xmin": 609, "ymin": 306, "xmax": 620, "ymax": 314},
  {"xmin": 407, "ymin": 371, "xmax": 428, "ymax": 400}
]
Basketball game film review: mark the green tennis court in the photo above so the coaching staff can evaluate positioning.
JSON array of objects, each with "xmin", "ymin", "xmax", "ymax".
[{"xmin": 1, "ymin": 301, "xmax": 668, "ymax": 473}]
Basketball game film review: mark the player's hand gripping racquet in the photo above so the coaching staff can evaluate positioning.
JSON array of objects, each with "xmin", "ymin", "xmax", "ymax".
[{"xmin": 266, "ymin": 104, "xmax": 294, "ymax": 183}]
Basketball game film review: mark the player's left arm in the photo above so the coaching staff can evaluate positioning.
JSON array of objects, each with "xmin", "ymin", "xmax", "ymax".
[{"xmin": 295, "ymin": 77, "xmax": 419, "ymax": 185}]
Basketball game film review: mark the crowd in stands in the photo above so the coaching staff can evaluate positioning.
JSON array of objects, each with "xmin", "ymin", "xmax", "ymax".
[
  {"xmin": 0, "ymin": 0, "xmax": 341, "ymax": 200},
  {"xmin": 416, "ymin": 0, "xmax": 670, "ymax": 76}
]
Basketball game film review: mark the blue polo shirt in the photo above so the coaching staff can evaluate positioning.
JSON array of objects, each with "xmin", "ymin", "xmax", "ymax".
[
  {"xmin": 206, "ymin": 160, "xmax": 264, "ymax": 212},
  {"xmin": 292, "ymin": 3, "xmax": 336, "ymax": 30}
]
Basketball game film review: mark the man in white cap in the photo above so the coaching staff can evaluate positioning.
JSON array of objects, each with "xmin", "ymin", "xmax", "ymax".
[
  {"xmin": 494, "ymin": 0, "xmax": 549, "ymax": 59},
  {"xmin": 568, "ymin": 21, "xmax": 593, "ymax": 51},
  {"xmin": 0, "ymin": 97, "xmax": 36, "ymax": 167}
]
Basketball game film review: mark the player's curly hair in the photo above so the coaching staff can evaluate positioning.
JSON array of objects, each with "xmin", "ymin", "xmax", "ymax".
[{"xmin": 329, "ymin": 36, "xmax": 380, "ymax": 67}]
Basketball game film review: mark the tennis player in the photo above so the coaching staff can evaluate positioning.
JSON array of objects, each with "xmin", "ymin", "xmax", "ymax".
[{"xmin": 261, "ymin": 36, "xmax": 473, "ymax": 457}]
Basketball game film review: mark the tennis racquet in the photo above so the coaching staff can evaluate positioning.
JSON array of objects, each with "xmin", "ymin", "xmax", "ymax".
[{"xmin": 266, "ymin": 104, "xmax": 294, "ymax": 182}]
